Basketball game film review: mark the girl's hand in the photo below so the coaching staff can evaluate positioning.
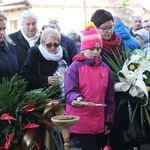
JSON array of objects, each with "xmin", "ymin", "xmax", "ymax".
[{"xmin": 71, "ymin": 96, "xmax": 84, "ymax": 107}]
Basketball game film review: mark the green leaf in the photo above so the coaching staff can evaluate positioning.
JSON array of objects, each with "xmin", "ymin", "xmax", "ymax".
[
  {"xmin": 131, "ymin": 100, "xmax": 140, "ymax": 124},
  {"xmin": 140, "ymin": 103, "xmax": 144, "ymax": 126},
  {"xmin": 143, "ymin": 106, "xmax": 150, "ymax": 125}
]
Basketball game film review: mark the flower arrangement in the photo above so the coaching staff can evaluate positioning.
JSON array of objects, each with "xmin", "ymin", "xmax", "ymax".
[
  {"xmin": 103, "ymin": 49, "xmax": 150, "ymax": 126},
  {"xmin": 0, "ymin": 74, "xmax": 63, "ymax": 149}
]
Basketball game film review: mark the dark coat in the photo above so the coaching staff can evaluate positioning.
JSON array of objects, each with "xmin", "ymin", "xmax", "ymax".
[
  {"xmin": 101, "ymin": 40, "xmax": 129, "ymax": 131},
  {"xmin": 9, "ymin": 30, "xmax": 40, "ymax": 69},
  {"xmin": 20, "ymin": 45, "xmax": 69, "ymax": 91},
  {"xmin": 0, "ymin": 42, "xmax": 19, "ymax": 83},
  {"xmin": 60, "ymin": 34, "xmax": 78, "ymax": 64}
]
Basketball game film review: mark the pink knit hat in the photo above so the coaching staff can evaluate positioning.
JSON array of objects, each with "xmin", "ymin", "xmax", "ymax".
[{"xmin": 81, "ymin": 22, "xmax": 103, "ymax": 50}]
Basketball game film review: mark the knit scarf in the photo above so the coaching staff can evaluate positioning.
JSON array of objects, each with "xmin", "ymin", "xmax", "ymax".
[
  {"xmin": 21, "ymin": 29, "xmax": 40, "ymax": 47},
  {"xmin": 102, "ymin": 31, "xmax": 121, "ymax": 58},
  {"xmin": 38, "ymin": 43, "xmax": 63, "ymax": 61}
]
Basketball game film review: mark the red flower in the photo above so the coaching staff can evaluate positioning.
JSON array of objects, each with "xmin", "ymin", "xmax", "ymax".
[
  {"xmin": 22, "ymin": 103, "xmax": 36, "ymax": 113},
  {"xmin": 103, "ymin": 145, "xmax": 112, "ymax": 150},
  {"xmin": 22, "ymin": 123, "xmax": 40, "ymax": 130},
  {"xmin": 0, "ymin": 113, "xmax": 16, "ymax": 121},
  {"xmin": 3, "ymin": 133, "xmax": 15, "ymax": 149},
  {"xmin": 38, "ymin": 119, "xmax": 53, "ymax": 127}
]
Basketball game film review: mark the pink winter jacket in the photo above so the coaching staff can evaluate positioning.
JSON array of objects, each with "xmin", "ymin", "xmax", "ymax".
[{"xmin": 65, "ymin": 54, "xmax": 115, "ymax": 134}]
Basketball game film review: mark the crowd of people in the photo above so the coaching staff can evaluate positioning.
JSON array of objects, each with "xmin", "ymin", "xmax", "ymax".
[{"xmin": 1, "ymin": 8, "xmax": 150, "ymax": 150}]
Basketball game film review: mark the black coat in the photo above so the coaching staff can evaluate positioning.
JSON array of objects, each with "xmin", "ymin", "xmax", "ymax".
[
  {"xmin": 101, "ymin": 41, "xmax": 129, "ymax": 131},
  {"xmin": 9, "ymin": 30, "xmax": 40, "ymax": 69},
  {"xmin": 0, "ymin": 42, "xmax": 18, "ymax": 83},
  {"xmin": 60, "ymin": 34, "xmax": 78, "ymax": 64},
  {"xmin": 20, "ymin": 46, "xmax": 69, "ymax": 91}
]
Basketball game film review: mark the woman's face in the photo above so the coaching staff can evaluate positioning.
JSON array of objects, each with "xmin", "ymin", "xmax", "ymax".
[
  {"xmin": 98, "ymin": 20, "xmax": 114, "ymax": 41},
  {"xmin": 0, "ymin": 20, "xmax": 6, "ymax": 41},
  {"xmin": 42, "ymin": 36, "xmax": 59, "ymax": 54}
]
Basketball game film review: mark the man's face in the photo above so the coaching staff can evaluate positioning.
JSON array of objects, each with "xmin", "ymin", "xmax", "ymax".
[
  {"xmin": 142, "ymin": 21, "xmax": 150, "ymax": 31},
  {"xmin": 21, "ymin": 16, "xmax": 37, "ymax": 38},
  {"xmin": 132, "ymin": 16, "xmax": 142, "ymax": 31}
]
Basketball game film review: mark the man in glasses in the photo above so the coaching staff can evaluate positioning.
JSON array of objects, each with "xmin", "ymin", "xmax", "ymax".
[
  {"xmin": 48, "ymin": 20, "xmax": 78, "ymax": 64},
  {"xmin": 142, "ymin": 20, "xmax": 150, "ymax": 31},
  {"xmin": 130, "ymin": 15, "xmax": 142, "ymax": 36},
  {"xmin": 9, "ymin": 11, "xmax": 40, "ymax": 70}
]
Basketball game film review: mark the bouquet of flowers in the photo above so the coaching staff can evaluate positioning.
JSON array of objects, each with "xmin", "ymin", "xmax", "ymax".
[
  {"xmin": 103, "ymin": 49, "xmax": 150, "ymax": 126},
  {"xmin": 0, "ymin": 74, "xmax": 63, "ymax": 149}
]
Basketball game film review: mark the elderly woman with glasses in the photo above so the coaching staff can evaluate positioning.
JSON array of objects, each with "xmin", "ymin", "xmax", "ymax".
[
  {"xmin": 20, "ymin": 27, "xmax": 69, "ymax": 149},
  {"xmin": 91, "ymin": 9, "xmax": 130, "ymax": 150},
  {"xmin": 20, "ymin": 28, "xmax": 69, "ymax": 90}
]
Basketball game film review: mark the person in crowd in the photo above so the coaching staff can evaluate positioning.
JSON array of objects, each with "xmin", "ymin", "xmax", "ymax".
[
  {"xmin": 66, "ymin": 29, "xmax": 81, "ymax": 52},
  {"xmin": 20, "ymin": 27, "xmax": 69, "ymax": 149},
  {"xmin": 134, "ymin": 29, "xmax": 150, "ymax": 57},
  {"xmin": 113, "ymin": 16, "xmax": 139, "ymax": 52},
  {"xmin": 65, "ymin": 21, "xmax": 115, "ymax": 150},
  {"xmin": 48, "ymin": 20, "xmax": 78, "ymax": 64},
  {"xmin": 0, "ymin": 14, "xmax": 18, "ymax": 83},
  {"xmin": 20, "ymin": 27, "xmax": 69, "ymax": 90},
  {"xmin": 40, "ymin": 25, "xmax": 48, "ymax": 34},
  {"xmin": 130, "ymin": 15, "xmax": 142, "ymax": 36},
  {"xmin": 142, "ymin": 20, "xmax": 150, "ymax": 31},
  {"xmin": 91, "ymin": 9, "xmax": 130, "ymax": 150},
  {"xmin": 9, "ymin": 10, "xmax": 40, "ymax": 69}
]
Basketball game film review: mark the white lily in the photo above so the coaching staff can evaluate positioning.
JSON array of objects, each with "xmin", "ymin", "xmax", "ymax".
[{"xmin": 115, "ymin": 54, "xmax": 150, "ymax": 98}]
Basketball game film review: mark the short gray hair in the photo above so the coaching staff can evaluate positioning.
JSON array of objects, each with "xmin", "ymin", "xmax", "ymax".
[
  {"xmin": 48, "ymin": 19, "xmax": 59, "ymax": 25},
  {"xmin": 20, "ymin": 10, "xmax": 38, "ymax": 24}
]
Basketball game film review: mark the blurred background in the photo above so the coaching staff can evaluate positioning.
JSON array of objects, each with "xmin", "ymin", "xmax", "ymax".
[{"xmin": 0, "ymin": 0, "xmax": 149, "ymax": 35}]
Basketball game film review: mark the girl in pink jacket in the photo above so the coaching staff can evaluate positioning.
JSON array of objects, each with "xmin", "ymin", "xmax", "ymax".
[{"xmin": 65, "ymin": 22, "xmax": 115, "ymax": 150}]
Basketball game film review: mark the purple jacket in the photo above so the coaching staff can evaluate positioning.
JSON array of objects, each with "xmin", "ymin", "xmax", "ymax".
[{"xmin": 65, "ymin": 54, "xmax": 115, "ymax": 134}]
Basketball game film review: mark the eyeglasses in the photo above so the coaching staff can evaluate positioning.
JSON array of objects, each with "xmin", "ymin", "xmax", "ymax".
[
  {"xmin": 45, "ymin": 42, "xmax": 59, "ymax": 48},
  {"xmin": 98, "ymin": 25, "xmax": 114, "ymax": 32}
]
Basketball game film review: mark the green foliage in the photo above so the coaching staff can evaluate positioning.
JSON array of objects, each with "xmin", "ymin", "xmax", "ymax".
[
  {"xmin": 103, "ymin": 48, "xmax": 131, "ymax": 82},
  {"xmin": 103, "ymin": 49, "xmax": 150, "ymax": 126},
  {"xmin": 0, "ymin": 74, "xmax": 27, "ymax": 113},
  {"xmin": 0, "ymin": 74, "xmax": 62, "ymax": 149}
]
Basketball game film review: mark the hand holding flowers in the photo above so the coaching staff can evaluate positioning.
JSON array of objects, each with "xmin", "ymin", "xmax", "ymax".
[{"xmin": 104, "ymin": 49, "xmax": 150, "ymax": 125}]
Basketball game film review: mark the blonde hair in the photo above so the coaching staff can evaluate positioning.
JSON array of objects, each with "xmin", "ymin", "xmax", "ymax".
[
  {"xmin": 40, "ymin": 28, "xmax": 61, "ymax": 43},
  {"xmin": 0, "ymin": 14, "xmax": 14, "ymax": 46}
]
